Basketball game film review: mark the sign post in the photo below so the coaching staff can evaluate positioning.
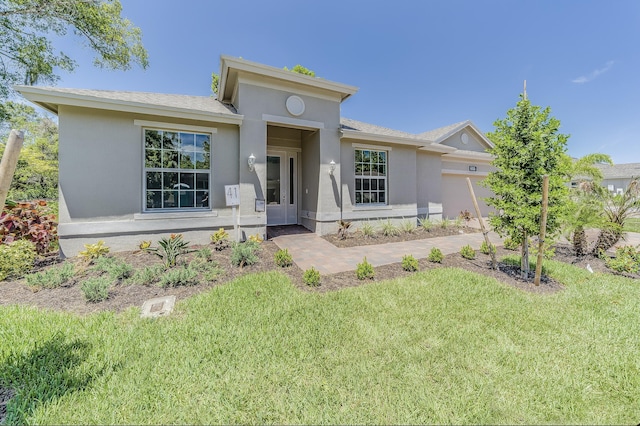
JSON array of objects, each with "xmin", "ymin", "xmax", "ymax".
[{"xmin": 224, "ymin": 185, "xmax": 241, "ymax": 242}]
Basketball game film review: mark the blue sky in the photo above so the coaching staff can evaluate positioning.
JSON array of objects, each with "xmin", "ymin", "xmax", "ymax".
[{"xmin": 50, "ymin": 0, "xmax": 640, "ymax": 163}]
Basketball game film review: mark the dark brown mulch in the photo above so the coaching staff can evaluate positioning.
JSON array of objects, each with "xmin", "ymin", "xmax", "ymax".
[
  {"xmin": 2, "ymin": 235, "xmax": 626, "ymax": 316},
  {"xmin": 0, "ymin": 386, "xmax": 15, "ymax": 424},
  {"xmin": 323, "ymin": 225, "xmax": 479, "ymax": 248}
]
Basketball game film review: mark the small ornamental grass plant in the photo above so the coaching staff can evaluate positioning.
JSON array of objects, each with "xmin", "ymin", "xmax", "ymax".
[
  {"xmin": 337, "ymin": 219, "xmax": 352, "ymax": 240},
  {"xmin": 399, "ymin": 219, "xmax": 416, "ymax": 234},
  {"xmin": 274, "ymin": 248, "xmax": 293, "ymax": 267},
  {"xmin": 25, "ymin": 262, "xmax": 75, "ymax": 290},
  {"xmin": 401, "ymin": 254, "xmax": 419, "ymax": 272},
  {"xmin": 418, "ymin": 217, "xmax": 433, "ymax": 231},
  {"xmin": 460, "ymin": 245, "xmax": 476, "ymax": 260},
  {"xmin": 303, "ymin": 267, "xmax": 320, "ymax": 287},
  {"xmin": 428, "ymin": 247, "xmax": 444, "ymax": 263},
  {"xmin": 158, "ymin": 264, "xmax": 199, "ymax": 288},
  {"xmin": 356, "ymin": 257, "xmax": 375, "ymax": 280},
  {"xmin": 480, "ymin": 240, "xmax": 497, "ymax": 255},
  {"xmin": 359, "ymin": 221, "xmax": 375, "ymax": 238},
  {"xmin": 92, "ymin": 256, "xmax": 133, "ymax": 281},
  {"xmin": 81, "ymin": 276, "xmax": 111, "ymax": 302},
  {"xmin": 127, "ymin": 265, "xmax": 165, "ymax": 286},
  {"xmin": 440, "ymin": 217, "xmax": 451, "ymax": 229},
  {"xmin": 380, "ymin": 220, "xmax": 400, "ymax": 237},
  {"xmin": 0, "ymin": 239, "xmax": 36, "ymax": 281},
  {"xmin": 231, "ymin": 241, "xmax": 260, "ymax": 268}
]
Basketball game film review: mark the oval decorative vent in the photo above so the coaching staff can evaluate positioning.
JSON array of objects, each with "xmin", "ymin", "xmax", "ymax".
[{"xmin": 286, "ymin": 95, "xmax": 305, "ymax": 116}]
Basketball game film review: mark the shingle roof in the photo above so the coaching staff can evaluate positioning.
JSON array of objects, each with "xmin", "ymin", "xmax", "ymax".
[
  {"xmin": 19, "ymin": 86, "xmax": 238, "ymax": 115},
  {"xmin": 340, "ymin": 118, "xmax": 423, "ymax": 140},
  {"xmin": 596, "ymin": 163, "xmax": 640, "ymax": 179},
  {"xmin": 418, "ymin": 120, "xmax": 470, "ymax": 142}
]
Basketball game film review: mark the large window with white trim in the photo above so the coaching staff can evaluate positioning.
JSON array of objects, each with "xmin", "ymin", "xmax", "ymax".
[
  {"xmin": 355, "ymin": 148, "xmax": 387, "ymax": 205},
  {"xmin": 143, "ymin": 129, "xmax": 211, "ymax": 210}
]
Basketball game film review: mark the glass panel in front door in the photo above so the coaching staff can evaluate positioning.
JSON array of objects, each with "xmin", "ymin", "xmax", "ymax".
[{"xmin": 267, "ymin": 155, "xmax": 281, "ymax": 205}]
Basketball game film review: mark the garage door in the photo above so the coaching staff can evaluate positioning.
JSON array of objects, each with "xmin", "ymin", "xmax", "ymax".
[{"xmin": 441, "ymin": 174, "xmax": 493, "ymax": 219}]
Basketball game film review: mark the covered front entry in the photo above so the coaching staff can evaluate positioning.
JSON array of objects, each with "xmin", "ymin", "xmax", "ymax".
[{"xmin": 266, "ymin": 149, "xmax": 298, "ymax": 225}]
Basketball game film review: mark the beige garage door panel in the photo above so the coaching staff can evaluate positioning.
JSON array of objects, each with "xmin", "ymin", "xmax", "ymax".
[{"xmin": 442, "ymin": 175, "xmax": 493, "ymax": 219}]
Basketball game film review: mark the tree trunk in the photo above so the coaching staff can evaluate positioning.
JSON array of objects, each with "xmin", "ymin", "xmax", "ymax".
[
  {"xmin": 0, "ymin": 130, "xmax": 25, "ymax": 209},
  {"xmin": 573, "ymin": 225, "xmax": 587, "ymax": 257},
  {"xmin": 521, "ymin": 231, "xmax": 529, "ymax": 279},
  {"xmin": 592, "ymin": 228, "xmax": 622, "ymax": 255}
]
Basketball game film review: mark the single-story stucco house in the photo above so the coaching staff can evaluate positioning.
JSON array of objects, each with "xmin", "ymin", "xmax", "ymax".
[
  {"xmin": 596, "ymin": 163, "xmax": 640, "ymax": 194},
  {"xmin": 16, "ymin": 56, "xmax": 494, "ymax": 256}
]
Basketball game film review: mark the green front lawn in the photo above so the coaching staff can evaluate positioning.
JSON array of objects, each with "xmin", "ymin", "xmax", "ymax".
[
  {"xmin": 1, "ymin": 261, "xmax": 639, "ymax": 424},
  {"xmin": 624, "ymin": 217, "xmax": 640, "ymax": 233}
]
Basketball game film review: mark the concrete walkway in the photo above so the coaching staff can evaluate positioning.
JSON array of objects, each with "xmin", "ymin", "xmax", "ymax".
[{"xmin": 272, "ymin": 229, "xmax": 500, "ymax": 275}]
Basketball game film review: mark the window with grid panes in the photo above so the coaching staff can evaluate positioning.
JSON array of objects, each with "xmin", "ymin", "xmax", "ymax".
[
  {"xmin": 144, "ymin": 129, "xmax": 211, "ymax": 210},
  {"xmin": 354, "ymin": 148, "xmax": 387, "ymax": 205}
]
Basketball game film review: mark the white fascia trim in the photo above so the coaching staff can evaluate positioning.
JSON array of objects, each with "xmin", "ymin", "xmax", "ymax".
[
  {"xmin": 442, "ymin": 168, "xmax": 490, "ymax": 177},
  {"xmin": 418, "ymin": 143, "xmax": 457, "ymax": 153},
  {"xmin": 16, "ymin": 86, "xmax": 244, "ymax": 125},
  {"xmin": 341, "ymin": 130, "xmax": 425, "ymax": 148},
  {"xmin": 238, "ymin": 76, "xmax": 342, "ymax": 103},
  {"xmin": 351, "ymin": 142, "xmax": 392, "ymax": 151},
  {"xmin": 133, "ymin": 120, "xmax": 218, "ymax": 134},
  {"xmin": 220, "ymin": 55, "xmax": 358, "ymax": 101},
  {"xmin": 442, "ymin": 152, "xmax": 493, "ymax": 163},
  {"xmin": 262, "ymin": 114, "xmax": 325, "ymax": 130},
  {"xmin": 434, "ymin": 121, "xmax": 493, "ymax": 149}
]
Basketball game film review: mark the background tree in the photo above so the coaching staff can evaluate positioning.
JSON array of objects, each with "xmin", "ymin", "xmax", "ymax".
[
  {"xmin": 0, "ymin": 0, "xmax": 148, "ymax": 119},
  {"xmin": 211, "ymin": 64, "xmax": 315, "ymax": 96},
  {"xmin": 0, "ymin": 102, "xmax": 58, "ymax": 200},
  {"xmin": 483, "ymin": 93, "xmax": 570, "ymax": 278}
]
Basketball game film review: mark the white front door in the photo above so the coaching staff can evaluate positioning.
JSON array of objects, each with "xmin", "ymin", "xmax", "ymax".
[{"xmin": 266, "ymin": 151, "xmax": 298, "ymax": 225}]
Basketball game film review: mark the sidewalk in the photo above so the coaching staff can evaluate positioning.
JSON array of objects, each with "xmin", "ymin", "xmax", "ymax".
[{"xmin": 272, "ymin": 229, "xmax": 500, "ymax": 275}]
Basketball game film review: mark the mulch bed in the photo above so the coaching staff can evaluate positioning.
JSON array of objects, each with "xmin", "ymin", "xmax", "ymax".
[
  {"xmin": 0, "ymin": 386, "xmax": 15, "ymax": 424},
  {"xmin": 0, "ymin": 232, "xmax": 628, "ymax": 317},
  {"xmin": 323, "ymin": 225, "xmax": 479, "ymax": 248}
]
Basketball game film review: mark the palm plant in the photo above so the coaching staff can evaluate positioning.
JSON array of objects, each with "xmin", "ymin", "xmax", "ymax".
[{"xmin": 592, "ymin": 178, "xmax": 640, "ymax": 254}]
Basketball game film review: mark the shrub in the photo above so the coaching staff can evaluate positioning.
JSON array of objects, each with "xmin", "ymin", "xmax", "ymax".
[
  {"xmin": 274, "ymin": 248, "xmax": 293, "ymax": 267},
  {"xmin": 337, "ymin": 219, "xmax": 352, "ymax": 240},
  {"xmin": 503, "ymin": 237, "xmax": 520, "ymax": 251},
  {"xmin": 231, "ymin": 241, "xmax": 259, "ymax": 267},
  {"xmin": 356, "ymin": 257, "xmax": 375, "ymax": 280},
  {"xmin": 128, "ymin": 265, "xmax": 165, "ymax": 286},
  {"xmin": 190, "ymin": 259, "xmax": 223, "ymax": 282},
  {"xmin": 92, "ymin": 256, "xmax": 133, "ymax": 280},
  {"xmin": 380, "ymin": 220, "xmax": 400, "ymax": 237},
  {"xmin": 480, "ymin": 240, "xmax": 497, "ymax": 255},
  {"xmin": 418, "ymin": 217, "xmax": 433, "ymax": 231},
  {"xmin": 196, "ymin": 247, "xmax": 213, "ymax": 260},
  {"xmin": 210, "ymin": 228, "xmax": 230, "ymax": 251},
  {"xmin": 440, "ymin": 218, "xmax": 451, "ymax": 229},
  {"xmin": 81, "ymin": 276, "xmax": 111, "ymax": 302},
  {"xmin": 25, "ymin": 262, "xmax": 75, "ymax": 289},
  {"xmin": 402, "ymin": 254, "xmax": 419, "ymax": 272},
  {"xmin": 0, "ymin": 200, "xmax": 58, "ymax": 254},
  {"xmin": 604, "ymin": 245, "xmax": 640, "ymax": 274},
  {"xmin": 460, "ymin": 245, "xmax": 476, "ymax": 260},
  {"xmin": 248, "ymin": 233, "xmax": 263, "ymax": 243},
  {"xmin": 303, "ymin": 267, "xmax": 321, "ymax": 287},
  {"xmin": 0, "ymin": 239, "xmax": 37, "ymax": 281},
  {"xmin": 158, "ymin": 265, "xmax": 199, "ymax": 288},
  {"xmin": 399, "ymin": 219, "xmax": 416, "ymax": 234},
  {"xmin": 78, "ymin": 240, "xmax": 110, "ymax": 261},
  {"xmin": 359, "ymin": 221, "xmax": 375, "ymax": 238},
  {"xmin": 144, "ymin": 234, "xmax": 192, "ymax": 267},
  {"xmin": 428, "ymin": 247, "xmax": 444, "ymax": 263}
]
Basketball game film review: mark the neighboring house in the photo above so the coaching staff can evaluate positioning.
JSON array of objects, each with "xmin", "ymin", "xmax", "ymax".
[
  {"xmin": 16, "ymin": 56, "xmax": 494, "ymax": 256},
  {"xmin": 596, "ymin": 163, "xmax": 640, "ymax": 194}
]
